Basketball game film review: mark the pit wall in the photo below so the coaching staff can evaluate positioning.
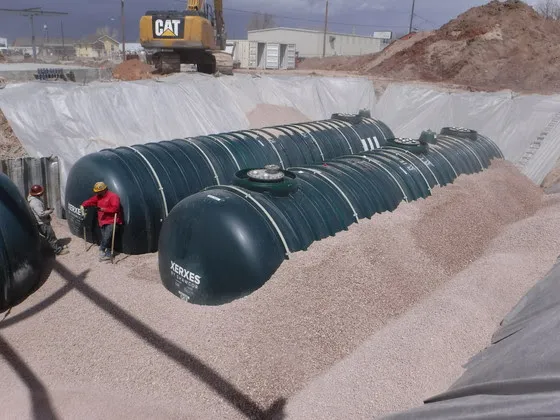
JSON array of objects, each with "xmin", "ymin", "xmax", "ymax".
[
  {"xmin": 374, "ymin": 83, "xmax": 560, "ymax": 185},
  {"xmin": 1, "ymin": 76, "xmax": 559, "ymax": 203},
  {"xmin": 0, "ymin": 73, "xmax": 376, "ymax": 202}
]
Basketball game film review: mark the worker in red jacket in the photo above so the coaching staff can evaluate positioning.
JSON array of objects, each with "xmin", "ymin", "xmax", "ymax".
[{"xmin": 81, "ymin": 181, "xmax": 123, "ymax": 261}]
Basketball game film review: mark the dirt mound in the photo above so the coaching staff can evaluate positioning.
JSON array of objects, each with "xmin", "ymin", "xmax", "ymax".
[
  {"xmin": 298, "ymin": 31, "xmax": 435, "ymax": 74},
  {"xmin": 246, "ymin": 104, "xmax": 311, "ymax": 128},
  {"xmin": 112, "ymin": 59, "xmax": 154, "ymax": 81},
  {"xmin": 0, "ymin": 109, "xmax": 27, "ymax": 159},
  {"xmin": 302, "ymin": 0, "xmax": 560, "ymax": 93}
]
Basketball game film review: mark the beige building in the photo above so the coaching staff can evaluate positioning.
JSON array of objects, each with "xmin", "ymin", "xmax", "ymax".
[
  {"xmin": 247, "ymin": 27, "xmax": 390, "ymax": 58},
  {"xmin": 75, "ymin": 35, "xmax": 120, "ymax": 58}
]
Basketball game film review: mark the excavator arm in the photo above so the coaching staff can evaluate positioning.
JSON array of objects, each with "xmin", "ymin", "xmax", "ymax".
[{"xmin": 214, "ymin": 0, "xmax": 226, "ymax": 50}]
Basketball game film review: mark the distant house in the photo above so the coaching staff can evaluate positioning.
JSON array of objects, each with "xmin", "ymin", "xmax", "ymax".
[
  {"xmin": 10, "ymin": 37, "xmax": 76, "ymax": 57},
  {"xmin": 75, "ymin": 35, "xmax": 120, "ymax": 58}
]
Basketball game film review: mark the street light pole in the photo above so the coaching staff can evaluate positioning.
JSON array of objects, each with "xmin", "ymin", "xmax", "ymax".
[
  {"xmin": 121, "ymin": 0, "xmax": 125, "ymax": 61},
  {"xmin": 322, "ymin": 0, "xmax": 329, "ymax": 58},
  {"xmin": 408, "ymin": 0, "xmax": 416, "ymax": 34},
  {"xmin": 30, "ymin": 14, "xmax": 36, "ymax": 60}
]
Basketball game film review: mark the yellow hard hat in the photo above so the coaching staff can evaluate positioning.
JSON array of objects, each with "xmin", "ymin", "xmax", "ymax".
[{"xmin": 93, "ymin": 181, "xmax": 108, "ymax": 193}]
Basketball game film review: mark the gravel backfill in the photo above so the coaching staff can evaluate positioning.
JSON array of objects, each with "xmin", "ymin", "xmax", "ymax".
[
  {"xmin": 246, "ymin": 104, "xmax": 311, "ymax": 129},
  {"xmin": 0, "ymin": 159, "xmax": 546, "ymax": 419}
]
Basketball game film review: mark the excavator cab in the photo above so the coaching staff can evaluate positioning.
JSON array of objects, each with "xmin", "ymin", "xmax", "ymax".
[{"xmin": 139, "ymin": 0, "xmax": 232, "ymax": 75}]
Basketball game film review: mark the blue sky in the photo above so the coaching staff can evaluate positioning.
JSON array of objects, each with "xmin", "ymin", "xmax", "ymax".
[{"xmin": 0, "ymin": 0, "xmax": 538, "ymax": 43}]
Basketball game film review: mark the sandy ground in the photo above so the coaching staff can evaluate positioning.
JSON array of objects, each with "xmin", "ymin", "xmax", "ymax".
[
  {"xmin": 0, "ymin": 160, "xmax": 552, "ymax": 419},
  {"xmin": 246, "ymin": 104, "xmax": 311, "ymax": 128},
  {"xmin": 285, "ymin": 193, "xmax": 560, "ymax": 419},
  {"xmin": 112, "ymin": 59, "xmax": 154, "ymax": 82}
]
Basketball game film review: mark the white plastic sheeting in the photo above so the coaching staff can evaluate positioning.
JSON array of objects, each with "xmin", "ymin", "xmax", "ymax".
[
  {"xmin": 374, "ymin": 83, "xmax": 560, "ymax": 185},
  {"xmin": 0, "ymin": 73, "xmax": 376, "ymax": 201}
]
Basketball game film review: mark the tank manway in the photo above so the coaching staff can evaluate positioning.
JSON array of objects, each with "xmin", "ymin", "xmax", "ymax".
[
  {"xmin": 65, "ymin": 112, "xmax": 394, "ymax": 255},
  {"xmin": 0, "ymin": 172, "xmax": 53, "ymax": 313},
  {"xmin": 158, "ymin": 127, "xmax": 504, "ymax": 305}
]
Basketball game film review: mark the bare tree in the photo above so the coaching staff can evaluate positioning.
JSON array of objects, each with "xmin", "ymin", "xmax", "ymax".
[
  {"xmin": 246, "ymin": 12, "xmax": 277, "ymax": 31},
  {"xmin": 96, "ymin": 26, "xmax": 119, "ymax": 39},
  {"xmin": 535, "ymin": 0, "xmax": 560, "ymax": 20}
]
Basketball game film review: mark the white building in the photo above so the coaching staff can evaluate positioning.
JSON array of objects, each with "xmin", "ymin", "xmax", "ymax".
[
  {"xmin": 247, "ymin": 27, "xmax": 390, "ymax": 58},
  {"xmin": 0, "ymin": 37, "xmax": 7, "ymax": 48}
]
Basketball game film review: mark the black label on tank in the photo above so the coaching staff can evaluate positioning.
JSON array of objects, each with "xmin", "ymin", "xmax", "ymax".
[
  {"xmin": 152, "ymin": 17, "xmax": 185, "ymax": 38},
  {"xmin": 169, "ymin": 260, "xmax": 202, "ymax": 302},
  {"xmin": 67, "ymin": 202, "xmax": 85, "ymax": 234}
]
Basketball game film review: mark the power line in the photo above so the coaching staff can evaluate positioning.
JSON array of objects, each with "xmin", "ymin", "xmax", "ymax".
[
  {"xmin": 221, "ymin": 6, "xmax": 412, "ymax": 29},
  {"xmin": 414, "ymin": 13, "xmax": 438, "ymax": 26},
  {"xmin": 0, "ymin": 7, "xmax": 69, "ymax": 61}
]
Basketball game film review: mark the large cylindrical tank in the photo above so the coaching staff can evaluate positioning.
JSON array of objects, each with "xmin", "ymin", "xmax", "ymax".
[
  {"xmin": 158, "ymin": 128, "xmax": 503, "ymax": 305},
  {"xmin": 65, "ymin": 113, "xmax": 394, "ymax": 255},
  {"xmin": 0, "ymin": 172, "xmax": 50, "ymax": 313}
]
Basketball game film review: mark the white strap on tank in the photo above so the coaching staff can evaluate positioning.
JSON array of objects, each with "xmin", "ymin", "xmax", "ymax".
[
  {"xmin": 293, "ymin": 167, "xmax": 359, "ymax": 223},
  {"xmin": 430, "ymin": 145, "xmax": 459, "ymax": 178},
  {"xmin": 440, "ymin": 136, "xmax": 484, "ymax": 170},
  {"xmin": 182, "ymin": 138, "xmax": 221, "ymax": 185},
  {"xmin": 251, "ymin": 130, "xmax": 286, "ymax": 169},
  {"xmin": 127, "ymin": 146, "xmax": 169, "ymax": 217},
  {"xmin": 380, "ymin": 148, "xmax": 433, "ymax": 192},
  {"xmin": 353, "ymin": 155, "xmax": 409, "ymax": 203},
  {"xmin": 366, "ymin": 118, "xmax": 388, "ymax": 142},
  {"xmin": 383, "ymin": 146, "xmax": 440, "ymax": 187},
  {"xmin": 219, "ymin": 185, "xmax": 291, "ymax": 259},
  {"xmin": 318, "ymin": 121, "xmax": 354, "ymax": 154},
  {"xmin": 288, "ymin": 125, "xmax": 325, "ymax": 161},
  {"xmin": 207, "ymin": 135, "xmax": 241, "ymax": 170},
  {"xmin": 340, "ymin": 120, "xmax": 370, "ymax": 153}
]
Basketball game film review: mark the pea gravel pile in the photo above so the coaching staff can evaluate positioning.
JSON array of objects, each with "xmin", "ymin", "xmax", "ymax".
[{"xmin": 0, "ymin": 160, "xmax": 552, "ymax": 419}]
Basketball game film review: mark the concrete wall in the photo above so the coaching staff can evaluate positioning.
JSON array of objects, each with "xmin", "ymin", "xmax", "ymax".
[{"xmin": 248, "ymin": 28, "xmax": 385, "ymax": 58}]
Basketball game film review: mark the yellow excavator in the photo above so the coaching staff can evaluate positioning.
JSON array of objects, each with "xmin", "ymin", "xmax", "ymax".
[{"xmin": 139, "ymin": 0, "xmax": 233, "ymax": 75}]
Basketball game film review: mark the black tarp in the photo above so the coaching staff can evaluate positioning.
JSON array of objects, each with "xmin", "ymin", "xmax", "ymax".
[{"xmin": 384, "ymin": 260, "xmax": 560, "ymax": 419}]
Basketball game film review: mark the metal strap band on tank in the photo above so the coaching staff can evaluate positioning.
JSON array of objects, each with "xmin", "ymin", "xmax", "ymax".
[
  {"xmin": 339, "ymin": 120, "xmax": 373, "ymax": 152},
  {"xmin": 440, "ymin": 136, "xmax": 484, "ymax": 170},
  {"xmin": 315, "ymin": 121, "xmax": 354, "ymax": 154},
  {"xmin": 376, "ymin": 149, "xmax": 432, "ymax": 192},
  {"xmin": 383, "ymin": 146, "xmax": 440, "ymax": 187},
  {"xmin": 439, "ymin": 136, "xmax": 484, "ymax": 170},
  {"xmin": 182, "ymin": 138, "xmax": 221, "ymax": 185},
  {"xmin": 292, "ymin": 167, "xmax": 359, "ymax": 223},
  {"xmin": 127, "ymin": 146, "xmax": 169, "ymax": 217},
  {"xmin": 365, "ymin": 118, "xmax": 388, "ymax": 143},
  {"xmin": 480, "ymin": 134, "xmax": 504, "ymax": 158},
  {"xmin": 249, "ymin": 129, "xmax": 286, "ymax": 169},
  {"xmin": 429, "ymin": 146, "xmax": 459, "ymax": 178},
  {"xmin": 281, "ymin": 125, "xmax": 325, "ymax": 161},
  {"xmin": 353, "ymin": 155, "xmax": 409, "ymax": 202},
  {"xmin": 274, "ymin": 124, "xmax": 325, "ymax": 161},
  {"xmin": 206, "ymin": 135, "xmax": 241, "ymax": 170},
  {"xmin": 293, "ymin": 124, "xmax": 327, "ymax": 159},
  {"xmin": 219, "ymin": 185, "xmax": 291, "ymax": 259}
]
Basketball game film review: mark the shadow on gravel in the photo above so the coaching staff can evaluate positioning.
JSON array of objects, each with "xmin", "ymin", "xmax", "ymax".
[
  {"xmin": 51, "ymin": 261, "xmax": 286, "ymax": 420},
  {"xmin": 0, "ymin": 334, "xmax": 59, "ymax": 420}
]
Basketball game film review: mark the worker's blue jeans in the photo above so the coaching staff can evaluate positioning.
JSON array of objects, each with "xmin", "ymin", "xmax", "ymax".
[{"xmin": 99, "ymin": 223, "xmax": 114, "ymax": 255}]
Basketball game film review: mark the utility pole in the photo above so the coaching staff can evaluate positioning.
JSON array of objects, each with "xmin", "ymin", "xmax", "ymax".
[
  {"xmin": 322, "ymin": 0, "xmax": 329, "ymax": 58},
  {"xmin": 0, "ymin": 8, "xmax": 68, "ymax": 62},
  {"xmin": 408, "ymin": 0, "xmax": 416, "ymax": 34},
  {"xmin": 121, "ymin": 0, "xmax": 126, "ymax": 61},
  {"xmin": 61, "ymin": 21, "xmax": 65, "ymax": 59}
]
